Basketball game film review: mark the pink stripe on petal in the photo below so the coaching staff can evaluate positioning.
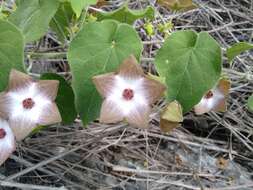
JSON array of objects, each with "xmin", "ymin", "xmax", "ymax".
[
  {"xmin": 194, "ymin": 89, "xmax": 225, "ymax": 115},
  {"xmin": 8, "ymin": 69, "xmax": 33, "ymax": 92},
  {"xmin": 0, "ymin": 92, "xmax": 11, "ymax": 119},
  {"xmin": 100, "ymin": 99, "xmax": 124, "ymax": 124},
  {"xmin": 38, "ymin": 103, "xmax": 62, "ymax": 126},
  {"xmin": 213, "ymin": 99, "xmax": 226, "ymax": 112},
  {"xmin": 118, "ymin": 55, "xmax": 144, "ymax": 79},
  {"xmin": 37, "ymin": 80, "xmax": 59, "ymax": 101},
  {"xmin": 126, "ymin": 104, "xmax": 150, "ymax": 128},
  {"xmin": 9, "ymin": 118, "xmax": 36, "ymax": 141},
  {"xmin": 92, "ymin": 73, "xmax": 116, "ymax": 98},
  {"xmin": 142, "ymin": 77, "xmax": 166, "ymax": 104},
  {"xmin": 194, "ymin": 101, "xmax": 213, "ymax": 115}
]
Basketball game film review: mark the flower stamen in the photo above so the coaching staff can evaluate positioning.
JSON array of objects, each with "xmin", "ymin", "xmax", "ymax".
[
  {"xmin": 205, "ymin": 91, "xmax": 214, "ymax": 99},
  {"xmin": 122, "ymin": 88, "xmax": 134, "ymax": 100},
  {"xmin": 22, "ymin": 98, "xmax": 35, "ymax": 109},
  {"xmin": 0, "ymin": 128, "xmax": 6, "ymax": 139}
]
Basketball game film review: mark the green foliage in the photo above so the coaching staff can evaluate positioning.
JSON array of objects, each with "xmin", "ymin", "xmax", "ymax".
[
  {"xmin": 157, "ymin": 0, "xmax": 198, "ymax": 12},
  {"xmin": 0, "ymin": 4, "xmax": 11, "ymax": 19},
  {"xmin": 97, "ymin": 5, "xmax": 155, "ymax": 24},
  {"xmin": 0, "ymin": 20, "xmax": 24, "ymax": 91},
  {"xmin": 9, "ymin": 0, "xmax": 59, "ymax": 42},
  {"xmin": 144, "ymin": 22, "xmax": 154, "ymax": 36},
  {"xmin": 50, "ymin": 2, "xmax": 74, "ymax": 43},
  {"xmin": 41, "ymin": 73, "xmax": 77, "ymax": 124},
  {"xmin": 158, "ymin": 20, "xmax": 174, "ymax": 37},
  {"xmin": 31, "ymin": 125, "xmax": 47, "ymax": 135},
  {"xmin": 155, "ymin": 30, "xmax": 222, "ymax": 112},
  {"xmin": 227, "ymin": 42, "xmax": 253, "ymax": 63},
  {"xmin": 70, "ymin": 0, "xmax": 97, "ymax": 18},
  {"xmin": 68, "ymin": 20, "xmax": 143, "ymax": 124},
  {"xmin": 248, "ymin": 95, "xmax": 253, "ymax": 111},
  {"xmin": 0, "ymin": 2, "xmax": 237, "ymax": 125}
]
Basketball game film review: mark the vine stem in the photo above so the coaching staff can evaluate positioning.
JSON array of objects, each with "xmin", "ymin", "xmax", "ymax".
[
  {"xmin": 26, "ymin": 41, "xmax": 164, "ymax": 59},
  {"xmin": 26, "ymin": 52, "xmax": 253, "ymax": 81},
  {"xmin": 27, "ymin": 52, "xmax": 66, "ymax": 59},
  {"xmin": 0, "ymin": 181, "xmax": 66, "ymax": 190}
]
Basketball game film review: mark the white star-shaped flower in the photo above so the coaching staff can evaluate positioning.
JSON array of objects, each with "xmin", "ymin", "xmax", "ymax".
[
  {"xmin": 194, "ymin": 79, "xmax": 230, "ymax": 115},
  {"xmin": 0, "ymin": 118, "xmax": 15, "ymax": 166},
  {"xmin": 0, "ymin": 70, "xmax": 62, "ymax": 140},
  {"xmin": 93, "ymin": 55, "xmax": 166, "ymax": 128}
]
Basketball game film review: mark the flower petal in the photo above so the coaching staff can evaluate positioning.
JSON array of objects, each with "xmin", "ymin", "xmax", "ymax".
[
  {"xmin": 38, "ymin": 103, "xmax": 62, "ymax": 126},
  {"xmin": 213, "ymin": 79, "xmax": 230, "ymax": 112},
  {"xmin": 194, "ymin": 100, "xmax": 212, "ymax": 115},
  {"xmin": 0, "ymin": 119, "xmax": 15, "ymax": 166},
  {"xmin": 126, "ymin": 104, "xmax": 150, "ymax": 128},
  {"xmin": 118, "ymin": 55, "xmax": 144, "ymax": 79},
  {"xmin": 37, "ymin": 80, "xmax": 59, "ymax": 101},
  {"xmin": 0, "ymin": 92, "xmax": 10, "ymax": 119},
  {"xmin": 8, "ymin": 69, "xmax": 33, "ymax": 91},
  {"xmin": 142, "ymin": 77, "xmax": 166, "ymax": 104},
  {"xmin": 92, "ymin": 73, "xmax": 116, "ymax": 97},
  {"xmin": 9, "ymin": 118, "xmax": 36, "ymax": 141},
  {"xmin": 194, "ymin": 91, "xmax": 225, "ymax": 115},
  {"xmin": 213, "ymin": 99, "xmax": 226, "ymax": 112},
  {"xmin": 194, "ymin": 79, "xmax": 230, "ymax": 115},
  {"xmin": 217, "ymin": 79, "xmax": 230, "ymax": 96},
  {"xmin": 100, "ymin": 99, "xmax": 124, "ymax": 123}
]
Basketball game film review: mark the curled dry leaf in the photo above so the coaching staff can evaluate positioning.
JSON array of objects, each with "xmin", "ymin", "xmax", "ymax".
[
  {"xmin": 0, "ymin": 69, "xmax": 62, "ymax": 141},
  {"xmin": 157, "ymin": 0, "xmax": 198, "ymax": 12},
  {"xmin": 0, "ymin": 119, "xmax": 15, "ymax": 166},
  {"xmin": 160, "ymin": 100, "xmax": 183, "ymax": 133},
  {"xmin": 93, "ymin": 55, "xmax": 166, "ymax": 129},
  {"xmin": 194, "ymin": 78, "xmax": 231, "ymax": 115}
]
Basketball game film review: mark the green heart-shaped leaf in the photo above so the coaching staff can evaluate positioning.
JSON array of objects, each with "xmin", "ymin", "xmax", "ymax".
[
  {"xmin": 68, "ymin": 20, "xmax": 143, "ymax": 124},
  {"xmin": 71, "ymin": 0, "xmax": 97, "ymax": 18},
  {"xmin": 50, "ymin": 2, "xmax": 74, "ymax": 43},
  {"xmin": 0, "ymin": 20, "xmax": 24, "ymax": 91},
  {"xmin": 41, "ymin": 73, "xmax": 77, "ymax": 124},
  {"xmin": 248, "ymin": 95, "xmax": 253, "ymax": 112},
  {"xmin": 155, "ymin": 30, "xmax": 222, "ymax": 112},
  {"xmin": 227, "ymin": 42, "xmax": 253, "ymax": 63},
  {"xmin": 9, "ymin": 0, "xmax": 59, "ymax": 42},
  {"xmin": 97, "ymin": 5, "xmax": 155, "ymax": 25}
]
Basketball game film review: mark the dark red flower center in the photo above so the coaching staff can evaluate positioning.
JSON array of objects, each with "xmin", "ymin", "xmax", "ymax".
[
  {"xmin": 205, "ymin": 91, "xmax": 214, "ymax": 99},
  {"xmin": 0, "ymin": 128, "xmax": 6, "ymax": 139},
  {"xmin": 22, "ymin": 98, "xmax": 35, "ymax": 109},
  {"xmin": 122, "ymin": 88, "xmax": 134, "ymax": 100}
]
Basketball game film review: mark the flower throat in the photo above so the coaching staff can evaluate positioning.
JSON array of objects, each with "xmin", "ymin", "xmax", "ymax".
[
  {"xmin": 122, "ymin": 88, "xmax": 134, "ymax": 100},
  {"xmin": 22, "ymin": 98, "xmax": 35, "ymax": 109},
  {"xmin": 0, "ymin": 128, "xmax": 6, "ymax": 139}
]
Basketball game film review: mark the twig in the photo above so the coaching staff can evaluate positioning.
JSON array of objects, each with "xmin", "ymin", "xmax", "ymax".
[{"xmin": 0, "ymin": 180, "xmax": 67, "ymax": 190}]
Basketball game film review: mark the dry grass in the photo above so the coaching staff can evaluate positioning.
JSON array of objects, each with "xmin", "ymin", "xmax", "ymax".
[{"xmin": 0, "ymin": 0, "xmax": 253, "ymax": 189}]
